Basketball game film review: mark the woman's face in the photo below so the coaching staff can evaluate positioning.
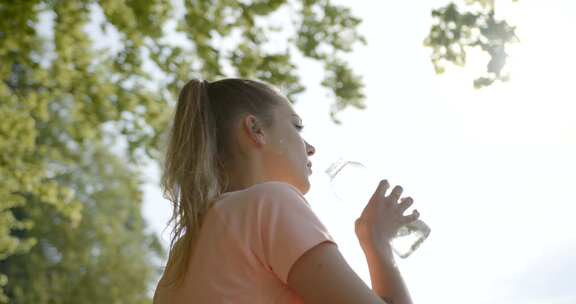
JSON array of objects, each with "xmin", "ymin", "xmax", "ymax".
[{"xmin": 262, "ymin": 100, "xmax": 316, "ymax": 194}]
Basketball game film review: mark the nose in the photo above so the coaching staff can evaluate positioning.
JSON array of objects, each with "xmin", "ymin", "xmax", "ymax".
[{"xmin": 305, "ymin": 141, "xmax": 315, "ymax": 156}]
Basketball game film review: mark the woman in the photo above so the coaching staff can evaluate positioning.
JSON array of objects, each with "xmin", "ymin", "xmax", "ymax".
[{"xmin": 153, "ymin": 78, "xmax": 420, "ymax": 304}]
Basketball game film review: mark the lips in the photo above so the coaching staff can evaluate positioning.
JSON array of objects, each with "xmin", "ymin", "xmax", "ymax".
[{"xmin": 307, "ymin": 162, "xmax": 312, "ymax": 169}]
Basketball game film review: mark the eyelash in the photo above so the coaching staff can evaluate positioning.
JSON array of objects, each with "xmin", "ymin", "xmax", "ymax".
[{"xmin": 295, "ymin": 124, "xmax": 305, "ymax": 132}]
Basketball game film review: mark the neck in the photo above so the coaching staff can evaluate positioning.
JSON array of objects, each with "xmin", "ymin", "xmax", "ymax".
[{"xmin": 224, "ymin": 157, "xmax": 268, "ymax": 193}]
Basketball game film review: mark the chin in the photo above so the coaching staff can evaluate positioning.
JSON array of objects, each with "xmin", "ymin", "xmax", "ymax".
[
  {"xmin": 281, "ymin": 175, "xmax": 311, "ymax": 195},
  {"xmin": 300, "ymin": 178, "xmax": 311, "ymax": 195}
]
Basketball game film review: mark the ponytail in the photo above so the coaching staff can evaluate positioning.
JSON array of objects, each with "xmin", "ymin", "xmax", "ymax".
[{"xmin": 160, "ymin": 79, "xmax": 222, "ymax": 288}]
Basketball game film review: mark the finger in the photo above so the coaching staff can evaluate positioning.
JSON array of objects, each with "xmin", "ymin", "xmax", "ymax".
[
  {"xmin": 371, "ymin": 179, "xmax": 390, "ymax": 199},
  {"xmin": 402, "ymin": 209, "xmax": 420, "ymax": 223},
  {"xmin": 388, "ymin": 185, "xmax": 403, "ymax": 202},
  {"xmin": 398, "ymin": 197, "xmax": 414, "ymax": 213}
]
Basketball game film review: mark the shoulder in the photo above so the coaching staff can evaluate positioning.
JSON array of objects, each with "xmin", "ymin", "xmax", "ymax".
[
  {"xmin": 251, "ymin": 181, "xmax": 303, "ymax": 196},
  {"xmin": 248, "ymin": 181, "xmax": 309, "ymax": 207},
  {"xmin": 212, "ymin": 181, "xmax": 307, "ymax": 216}
]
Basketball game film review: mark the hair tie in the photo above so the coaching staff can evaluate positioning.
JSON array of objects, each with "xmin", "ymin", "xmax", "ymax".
[
  {"xmin": 199, "ymin": 79, "xmax": 214, "ymax": 120},
  {"xmin": 200, "ymin": 79, "xmax": 210, "ymax": 99}
]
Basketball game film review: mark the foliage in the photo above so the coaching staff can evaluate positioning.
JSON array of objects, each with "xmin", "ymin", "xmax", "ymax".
[
  {"xmin": 425, "ymin": 0, "xmax": 519, "ymax": 88},
  {"xmin": 1, "ymin": 142, "xmax": 164, "ymax": 303}
]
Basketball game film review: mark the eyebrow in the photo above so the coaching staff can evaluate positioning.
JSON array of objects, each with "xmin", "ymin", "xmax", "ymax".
[{"xmin": 291, "ymin": 114, "xmax": 302, "ymax": 120}]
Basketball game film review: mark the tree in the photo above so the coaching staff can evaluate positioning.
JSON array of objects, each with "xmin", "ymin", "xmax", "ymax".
[
  {"xmin": 1, "ymin": 142, "xmax": 164, "ymax": 303},
  {"xmin": 425, "ymin": 0, "xmax": 519, "ymax": 88},
  {"xmin": 0, "ymin": 0, "xmax": 366, "ymax": 302}
]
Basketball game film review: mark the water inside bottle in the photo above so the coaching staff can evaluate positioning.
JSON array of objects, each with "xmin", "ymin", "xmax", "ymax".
[{"xmin": 391, "ymin": 220, "xmax": 431, "ymax": 258}]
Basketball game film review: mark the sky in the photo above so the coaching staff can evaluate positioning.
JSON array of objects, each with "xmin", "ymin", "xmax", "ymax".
[{"xmin": 141, "ymin": 1, "xmax": 576, "ymax": 303}]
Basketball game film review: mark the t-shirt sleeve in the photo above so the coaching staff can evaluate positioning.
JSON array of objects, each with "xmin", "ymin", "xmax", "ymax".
[{"xmin": 254, "ymin": 182, "xmax": 336, "ymax": 284}]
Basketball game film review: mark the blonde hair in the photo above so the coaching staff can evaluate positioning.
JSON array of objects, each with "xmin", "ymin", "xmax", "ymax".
[{"xmin": 159, "ymin": 78, "xmax": 283, "ymax": 288}]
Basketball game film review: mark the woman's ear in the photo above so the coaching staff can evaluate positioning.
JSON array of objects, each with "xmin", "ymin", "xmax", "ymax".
[{"xmin": 242, "ymin": 115, "xmax": 267, "ymax": 147}]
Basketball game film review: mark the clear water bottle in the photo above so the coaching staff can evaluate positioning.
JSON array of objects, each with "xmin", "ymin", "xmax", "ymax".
[{"xmin": 324, "ymin": 157, "xmax": 431, "ymax": 258}]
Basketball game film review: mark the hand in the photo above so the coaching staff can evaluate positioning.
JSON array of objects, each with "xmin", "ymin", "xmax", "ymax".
[{"xmin": 354, "ymin": 180, "xmax": 420, "ymax": 251}]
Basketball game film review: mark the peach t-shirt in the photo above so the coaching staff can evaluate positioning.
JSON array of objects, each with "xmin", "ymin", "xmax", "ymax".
[{"xmin": 159, "ymin": 181, "xmax": 336, "ymax": 303}]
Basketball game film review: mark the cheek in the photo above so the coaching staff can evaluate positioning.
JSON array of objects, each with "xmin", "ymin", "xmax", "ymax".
[
  {"xmin": 288, "ymin": 134, "xmax": 305, "ymax": 150},
  {"xmin": 275, "ymin": 131, "xmax": 300, "ymax": 148},
  {"xmin": 271, "ymin": 138, "xmax": 302, "ymax": 162},
  {"xmin": 271, "ymin": 127, "xmax": 305, "ymax": 156}
]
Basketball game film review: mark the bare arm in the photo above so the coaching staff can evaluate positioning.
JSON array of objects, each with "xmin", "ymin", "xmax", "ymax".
[
  {"xmin": 361, "ymin": 241, "xmax": 413, "ymax": 304},
  {"xmin": 353, "ymin": 180, "xmax": 419, "ymax": 304},
  {"xmin": 288, "ymin": 242, "xmax": 388, "ymax": 304},
  {"xmin": 287, "ymin": 240, "xmax": 413, "ymax": 304}
]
